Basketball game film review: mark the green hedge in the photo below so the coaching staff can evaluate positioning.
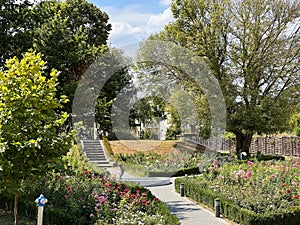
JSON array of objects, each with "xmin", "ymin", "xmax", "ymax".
[
  {"xmin": 102, "ymin": 136, "xmax": 114, "ymax": 158},
  {"xmin": 122, "ymin": 163, "xmax": 201, "ymax": 177},
  {"xmin": 175, "ymin": 177, "xmax": 300, "ymax": 225}
]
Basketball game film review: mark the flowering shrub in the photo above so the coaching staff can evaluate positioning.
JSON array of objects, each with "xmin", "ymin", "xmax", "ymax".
[
  {"xmin": 10, "ymin": 172, "xmax": 179, "ymax": 225},
  {"xmin": 117, "ymin": 151, "xmax": 208, "ymax": 175},
  {"xmin": 184, "ymin": 157, "xmax": 300, "ymax": 214}
]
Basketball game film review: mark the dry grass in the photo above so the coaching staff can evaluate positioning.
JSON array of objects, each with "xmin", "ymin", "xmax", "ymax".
[{"xmin": 109, "ymin": 140, "xmax": 181, "ymax": 155}]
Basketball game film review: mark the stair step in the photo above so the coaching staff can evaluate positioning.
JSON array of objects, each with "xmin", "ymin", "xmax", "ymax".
[
  {"xmin": 87, "ymin": 157, "xmax": 107, "ymax": 160},
  {"xmin": 89, "ymin": 160, "xmax": 111, "ymax": 164},
  {"xmin": 81, "ymin": 139, "xmax": 114, "ymax": 168}
]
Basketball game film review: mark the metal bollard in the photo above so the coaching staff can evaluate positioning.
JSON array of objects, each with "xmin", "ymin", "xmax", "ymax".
[
  {"xmin": 180, "ymin": 183, "xmax": 184, "ymax": 197},
  {"xmin": 35, "ymin": 194, "xmax": 48, "ymax": 225},
  {"xmin": 215, "ymin": 198, "xmax": 220, "ymax": 217}
]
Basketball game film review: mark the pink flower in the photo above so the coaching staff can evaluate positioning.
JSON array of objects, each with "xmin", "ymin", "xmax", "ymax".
[
  {"xmin": 292, "ymin": 181, "xmax": 297, "ymax": 186},
  {"xmin": 110, "ymin": 208, "xmax": 118, "ymax": 212},
  {"xmin": 213, "ymin": 160, "xmax": 218, "ymax": 168},
  {"xmin": 245, "ymin": 170, "xmax": 252, "ymax": 178},
  {"xmin": 270, "ymin": 174, "xmax": 275, "ymax": 180},
  {"xmin": 247, "ymin": 161, "xmax": 253, "ymax": 166},
  {"xmin": 197, "ymin": 162, "xmax": 202, "ymax": 167},
  {"xmin": 90, "ymin": 213, "xmax": 94, "ymax": 218},
  {"xmin": 217, "ymin": 175, "xmax": 224, "ymax": 179},
  {"xmin": 293, "ymin": 163, "xmax": 297, "ymax": 169}
]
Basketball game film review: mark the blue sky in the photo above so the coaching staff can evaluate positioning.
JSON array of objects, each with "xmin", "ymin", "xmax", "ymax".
[{"xmin": 88, "ymin": 0, "xmax": 174, "ymax": 47}]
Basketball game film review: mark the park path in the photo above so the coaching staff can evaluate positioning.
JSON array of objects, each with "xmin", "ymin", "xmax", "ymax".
[{"xmin": 106, "ymin": 167, "xmax": 231, "ymax": 225}]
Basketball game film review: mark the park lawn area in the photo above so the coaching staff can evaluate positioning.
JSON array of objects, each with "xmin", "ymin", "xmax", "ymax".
[{"xmin": 109, "ymin": 140, "xmax": 181, "ymax": 155}]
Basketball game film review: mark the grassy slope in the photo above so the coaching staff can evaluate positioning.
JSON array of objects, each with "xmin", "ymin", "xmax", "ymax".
[{"xmin": 109, "ymin": 140, "xmax": 180, "ymax": 155}]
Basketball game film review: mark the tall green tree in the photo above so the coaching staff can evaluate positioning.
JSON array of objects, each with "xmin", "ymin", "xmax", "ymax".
[
  {"xmin": 0, "ymin": 0, "xmax": 34, "ymax": 67},
  {"xmin": 0, "ymin": 52, "xmax": 74, "ymax": 225},
  {"xmin": 1, "ymin": 0, "xmax": 111, "ymax": 114},
  {"xmin": 32, "ymin": 0, "xmax": 111, "ymax": 112},
  {"xmin": 148, "ymin": 0, "xmax": 300, "ymax": 155}
]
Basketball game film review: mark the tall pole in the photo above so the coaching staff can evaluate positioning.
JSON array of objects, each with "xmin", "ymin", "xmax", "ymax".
[{"xmin": 35, "ymin": 194, "xmax": 48, "ymax": 225}]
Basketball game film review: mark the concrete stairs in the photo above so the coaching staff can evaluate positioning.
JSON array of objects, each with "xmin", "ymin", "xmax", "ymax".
[
  {"xmin": 81, "ymin": 140, "xmax": 114, "ymax": 168},
  {"xmin": 175, "ymin": 140, "xmax": 207, "ymax": 154}
]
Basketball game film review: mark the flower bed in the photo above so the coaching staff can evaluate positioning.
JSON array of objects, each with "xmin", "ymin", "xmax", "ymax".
[
  {"xmin": 116, "ymin": 151, "xmax": 205, "ymax": 177},
  {"xmin": 0, "ymin": 172, "xmax": 179, "ymax": 225},
  {"xmin": 175, "ymin": 157, "xmax": 300, "ymax": 225},
  {"xmin": 0, "ymin": 144, "xmax": 179, "ymax": 225}
]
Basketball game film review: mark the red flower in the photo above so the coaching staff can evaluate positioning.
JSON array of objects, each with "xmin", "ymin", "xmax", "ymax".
[
  {"xmin": 295, "ymin": 195, "xmax": 300, "ymax": 199},
  {"xmin": 286, "ymin": 189, "xmax": 292, "ymax": 194},
  {"xmin": 67, "ymin": 185, "xmax": 72, "ymax": 193}
]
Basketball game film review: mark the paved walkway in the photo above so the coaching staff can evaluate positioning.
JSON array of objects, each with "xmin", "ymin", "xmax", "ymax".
[{"xmin": 106, "ymin": 167, "xmax": 231, "ymax": 225}]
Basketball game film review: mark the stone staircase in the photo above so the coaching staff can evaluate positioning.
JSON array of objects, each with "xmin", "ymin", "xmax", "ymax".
[{"xmin": 81, "ymin": 140, "xmax": 114, "ymax": 168}]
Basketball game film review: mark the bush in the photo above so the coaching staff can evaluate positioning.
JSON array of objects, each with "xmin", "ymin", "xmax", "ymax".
[
  {"xmin": 1, "ymin": 173, "xmax": 179, "ymax": 225},
  {"xmin": 102, "ymin": 136, "xmax": 114, "ymax": 158},
  {"xmin": 175, "ymin": 157, "xmax": 300, "ymax": 225}
]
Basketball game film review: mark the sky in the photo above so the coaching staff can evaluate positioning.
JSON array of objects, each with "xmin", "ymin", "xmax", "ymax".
[{"xmin": 88, "ymin": 0, "xmax": 174, "ymax": 47}]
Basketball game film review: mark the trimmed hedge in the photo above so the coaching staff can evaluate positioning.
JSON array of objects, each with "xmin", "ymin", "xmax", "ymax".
[
  {"xmin": 122, "ymin": 162, "xmax": 201, "ymax": 177},
  {"xmin": 175, "ymin": 177, "xmax": 300, "ymax": 225},
  {"xmin": 102, "ymin": 136, "xmax": 114, "ymax": 158}
]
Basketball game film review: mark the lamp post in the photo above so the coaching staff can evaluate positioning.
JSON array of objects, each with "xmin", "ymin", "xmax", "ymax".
[{"xmin": 35, "ymin": 194, "xmax": 48, "ymax": 225}]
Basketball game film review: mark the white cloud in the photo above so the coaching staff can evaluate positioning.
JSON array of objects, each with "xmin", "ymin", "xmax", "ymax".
[
  {"xmin": 146, "ymin": 8, "xmax": 174, "ymax": 34},
  {"xmin": 103, "ymin": 6, "xmax": 153, "ymax": 27},
  {"xmin": 108, "ymin": 22, "xmax": 146, "ymax": 46},
  {"xmin": 159, "ymin": 0, "xmax": 172, "ymax": 6},
  {"xmin": 104, "ymin": 4, "xmax": 174, "ymax": 47}
]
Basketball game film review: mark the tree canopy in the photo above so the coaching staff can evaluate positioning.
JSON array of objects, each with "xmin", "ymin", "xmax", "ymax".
[
  {"xmin": 1, "ymin": 0, "xmax": 111, "ymax": 115},
  {"xmin": 140, "ymin": 0, "xmax": 300, "ymax": 154},
  {"xmin": 0, "ymin": 51, "xmax": 74, "ymax": 224}
]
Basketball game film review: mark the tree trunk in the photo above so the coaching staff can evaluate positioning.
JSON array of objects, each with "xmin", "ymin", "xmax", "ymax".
[
  {"xmin": 14, "ymin": 193, "xmax": 18, "ymax": 225},
  {"xmin": 235, "ymin": 131, "xmax": 253, "ymax": 158}
]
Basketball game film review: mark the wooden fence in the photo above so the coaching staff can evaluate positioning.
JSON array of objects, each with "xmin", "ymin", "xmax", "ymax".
[{"xmin": 186, "ymin": 135, "xmax": 300, "ymax": 156}]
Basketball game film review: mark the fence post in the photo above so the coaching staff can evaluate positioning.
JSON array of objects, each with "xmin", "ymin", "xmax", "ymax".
[{"xmin": 35, "ymin": 194, "xmax": 48, "ymax": 225}]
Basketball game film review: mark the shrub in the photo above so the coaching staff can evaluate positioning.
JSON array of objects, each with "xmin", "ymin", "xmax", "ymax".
[{"xmin": 175, "ymin": 157, "xmax": 300, "ymax": 225}]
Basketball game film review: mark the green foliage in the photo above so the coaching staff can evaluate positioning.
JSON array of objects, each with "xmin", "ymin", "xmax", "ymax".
[
  {"xmin": 62, "ymin": 144, "xmax": 104, "ymax": 176},
  {"xmin": 0, "ymin": 51, "xmax": 74, "ymax": 192},
  {"xmin": 153, "ymin": 0, "xmax": 300, "ymax": 153},
  {"xmin": 0, "ymin": 0, "xmax": 33, "ymax": 67},
  {"xmin": 102, "ymin": 136, "xmax": 114, "ymax": 158},
  {"xmin": 116, "ymin": 151, "xmax": 209, "ymax": 177},
  {"xmin": 1, "ymin": 173, "xmax": 179, "ymax": 225},
  {"xmin": 175, "ymin": 158, "xmax": 300, "ymax": 224},
  {"xmin": 95, "ymin": 48, "xmax": 132, "ymax": 136},
  {"xmin": 0, "ymin": 0, "xmax": 111, "ymax": 115}
]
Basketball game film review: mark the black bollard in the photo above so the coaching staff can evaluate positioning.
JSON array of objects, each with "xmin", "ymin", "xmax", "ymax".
[
  {"xmin": 215, "ymin": 198, "xmax": 220, "ymax": 217},
  {"xmin": 180, "ymin": 183, "xmax": 184, "ymax": 197}
]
